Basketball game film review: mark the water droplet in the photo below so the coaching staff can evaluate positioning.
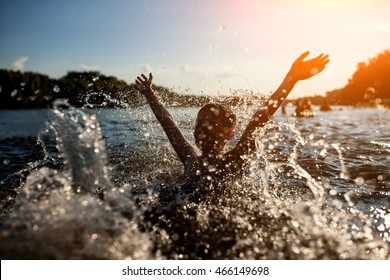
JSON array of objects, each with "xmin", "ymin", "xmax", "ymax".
[
  {"xmin": 332, "ymin": 199, "xmax": 342, "ymax": 209},
  {"xmin": 291, "ymin": 221, "xmax": 299, "ymax": 228},
  {"xmin": 310, "ymin": 68, "xmax": 319, "ymax": 75},
  {"xmin": 3, "ymin": 159, "xmax": 10, "ymax": 165},
  {"xmin": 354, "ymin": 177, "xmax": 364, "ymax": 186},
  {"xmin": 53, "ymin": 85, "xmax": 60, "ymax": 93},
  {"xmin": 377, "ymin": 224, "xmax": 385, "ymax": 232},
  {"xmin": 329, "ymin": 189, "xmax": 337, "ymax": 196},
  {"xmin": 172, "ymin": 233, "xmax": 179, "ymax": 241},
  {"xmin": 208, "ymin": 165, "xmax": 216, "ymax": 172}
]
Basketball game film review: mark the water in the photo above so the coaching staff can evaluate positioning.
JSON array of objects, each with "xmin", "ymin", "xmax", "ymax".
[{"xmin": 0, "ymin": 101, "xmax": 389, "ymax": 259}]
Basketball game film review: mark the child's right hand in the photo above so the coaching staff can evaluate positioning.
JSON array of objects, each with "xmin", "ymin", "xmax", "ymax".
[
  {"xmin": 135, "ymin": 73, "xmax": 153, "ymax": 95},
  {"xmin": 288, "ymin": 52, "xmax": 329, "ymax": 82}
]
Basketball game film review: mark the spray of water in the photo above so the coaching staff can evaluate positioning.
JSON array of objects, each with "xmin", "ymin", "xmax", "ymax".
[
  {"xmin": 0, "ymin": 96, "xmax": 389, "ymax": 260},
  {"xmin": 132, "ymin": 101, "xmax": 389, "ymax": 259},
  {"xmin": 0, "ymin": 100, "xmax": 154, "ymax": 259}
]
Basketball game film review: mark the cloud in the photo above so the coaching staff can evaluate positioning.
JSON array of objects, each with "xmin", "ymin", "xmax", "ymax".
[
  {"xmin": 345, "ymin": 21, "xmax": 390, "ymax": 32},
  {"xmin": 180, "ymin": 64, "xmax": 192, "ymax": 74},
  {"xmin": 11, "ymin": 56, "xmax": 29, "ymax": 71},
  {"xmin": 378, "ymin": 21, "xmax": 390, "ymax": 31},
  {"xmin": 78, "ymin": 64, "xmax": 99, "ymax": 71},
  {"xmin": 180, "ymin": 64, "xmax": 203, "ymax": 77},
  {"xmin": 179, "ymin": 64, "xmax": 238, "ymax": 80},
  {"xmin": 139, "ymin": 64, "xmax": 152, "ymax": 73},
  {"xmin": 215, "ymin": 71, "xmax": 237, "ymax": 79}
]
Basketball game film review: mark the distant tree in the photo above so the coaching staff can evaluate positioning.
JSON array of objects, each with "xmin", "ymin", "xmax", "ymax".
[
  {"xmin": 0, "ymin": 69, "xmax": 214, "ymax": 109},
  {"xmin": 0, "ymin": 70, "xmax": 56, "ymax": 109},
  {"xmin": 57, "ymin": 71, "xmax": 147, "ymax": 108},
  {"xmin": 326, "ymin": 49, "xmax": 390, "ymax": 105}
]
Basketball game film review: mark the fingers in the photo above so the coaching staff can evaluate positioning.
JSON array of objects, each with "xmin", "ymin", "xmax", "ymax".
[
  {"xmin": 321, "ymin": 54, "xmax": 329, "ymax": 61},
  {"xmin": 306, "ymin": 53, "xmax": 330, "ymax": 69},
  {"xmin": 323, "ymin": 58, "xmax": 330, "ymax": 65},
  {"xmin": 136, "ymin": 75, "xmax": 147, "ymax": 84},
  {"xmin": 314, "ymin": 54, "xmax": 329, "ymax": 68},
  {"xmin": 136, "ymin": 73, "xmax": 153, "ymax": 83},
  {"xmin": 135, "ymin": 73, "xmax": 153, "ymax": 92},
  {"xmin": 321, "ymin": 58, "xmax": 330, "ymax": 68},
  {"xmin": 301, "ymin": 52, "xmax": 329, "ymax": 63},
  {"xmin": 135, "ymin": 77, "xmax": 143, "ymax": 84},
  {"xmin": 314, "ymin": 54, "xmax": 329, "ymax": 63},
  {"xmin": 296, "ymin": 51, "xmax": 310, "ymax": 62},
  {"xmin": 311, "ymin": 54, "xmax": 324, "ymax": 63},
  {"xmin": 134, "ymin": 79, "xmax": 142, "ymax": 91},
  {"xmin": 320, "ymin": 54, "xmax": 330, "ymax": 65}
]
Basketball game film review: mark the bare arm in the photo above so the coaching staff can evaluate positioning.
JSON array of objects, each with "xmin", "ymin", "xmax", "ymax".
[
  {"xmin": 135, "ymin": 73, "xmax": 198, "ymax": 164},
  {"xmin": 231, "ymin": 51, "xmax": 329, "ymax": 157},
  {"xmin": 266, "ymin": 51, "xmax": 329, "ymax": 116}
]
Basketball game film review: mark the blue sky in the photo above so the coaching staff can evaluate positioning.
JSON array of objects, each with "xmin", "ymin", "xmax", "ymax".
[{"xmin": 1, "ymin": 0, "xmax": 389, "ymax": 97}]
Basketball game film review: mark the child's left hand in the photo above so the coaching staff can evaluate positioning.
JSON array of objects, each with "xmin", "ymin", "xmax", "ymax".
[{"xmin": 135, "ymin": 73, "xmax": 153, "ymax": 95}]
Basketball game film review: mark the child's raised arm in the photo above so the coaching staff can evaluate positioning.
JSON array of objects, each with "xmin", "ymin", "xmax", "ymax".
[
  {"xmin": 230, "ymin": 51, "xmax": 329, "ymax": 158},
  {"xmin": 135, "ymin": 73, "xmax": 198, "ymax": 165},
  {"xmin": 266, "ymin": 51, "xmax": 329, "ymax": 116}
]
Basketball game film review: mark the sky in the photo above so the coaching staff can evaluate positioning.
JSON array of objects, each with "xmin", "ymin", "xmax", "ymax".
[{"xmin": 0, "ymin": 0, "xmax": 389, "ymax": 98}]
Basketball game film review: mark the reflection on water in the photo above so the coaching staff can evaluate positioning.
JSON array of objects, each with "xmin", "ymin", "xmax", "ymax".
[{"xmin": 0, "ymin": 103, "xmax": 389, "ymax": 259}]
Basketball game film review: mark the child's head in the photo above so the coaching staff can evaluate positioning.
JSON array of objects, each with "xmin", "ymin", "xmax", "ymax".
[{"xmin": 194, "ymin": 103, "xmax": 237, "ymax": 155}]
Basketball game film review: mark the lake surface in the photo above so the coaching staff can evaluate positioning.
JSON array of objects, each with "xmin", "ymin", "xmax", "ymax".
[{"xmin": 0, "ymin": 103, "xmax": 389, "ymax": 259}]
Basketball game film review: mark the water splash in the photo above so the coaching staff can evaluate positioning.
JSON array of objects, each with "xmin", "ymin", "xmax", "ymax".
[
  {"xmin": 0, "ymin": 102, "xmax": 389, "ymax": 260},
  {"xmin": 133, "ymin": 104, "xmax": 389, "ymax": 260},
  {"xmin": 84, "ymin": 92, "xmax": 127, "ymax": 108},
  {"xmin": 331, "ymin": 143, "xmax": 350, "ymax": 180},
  {"xmin": 51, "ymin": 99, "xmax": 112, "ymax": 195},
  {"xmin": 0, "ymin": 100, "xmax": 153, "ymax": 259}
]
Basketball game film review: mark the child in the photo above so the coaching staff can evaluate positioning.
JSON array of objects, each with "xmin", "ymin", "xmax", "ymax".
[{"xmin": 135, "ymin": 51, "xmax": 329, "ymax": 193}]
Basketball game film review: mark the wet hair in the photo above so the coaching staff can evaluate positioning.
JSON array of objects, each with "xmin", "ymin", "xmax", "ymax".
[{"xmin": 194, "ymin": 103, "xmax": 236, "ymax": 152}]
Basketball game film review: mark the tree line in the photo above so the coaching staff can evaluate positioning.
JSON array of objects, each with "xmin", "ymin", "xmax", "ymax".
[
  {"xmin": 0, "ymin": 70, "xmax": 244, "ymax": 109},
  {"xmin": 325, "ymin": 49, "xmax": 390, "ymax": 106},
  {"xmin": 1, "ymin": 49, "xmax": 389, "ymax": 109}
]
